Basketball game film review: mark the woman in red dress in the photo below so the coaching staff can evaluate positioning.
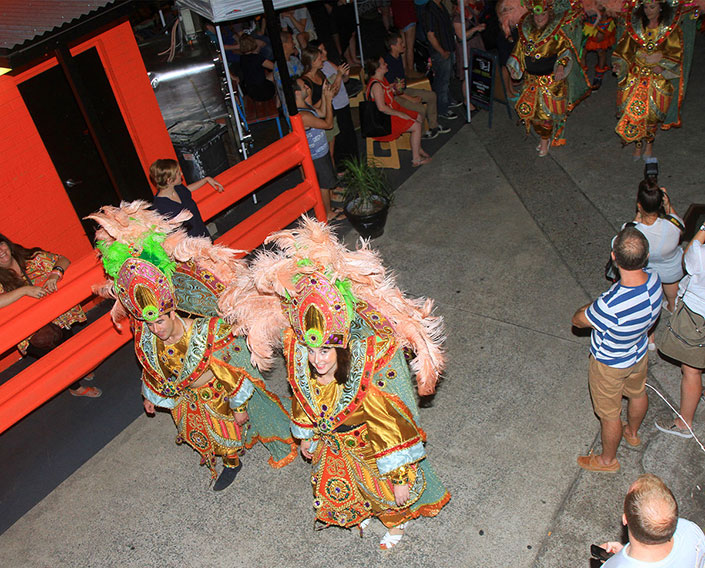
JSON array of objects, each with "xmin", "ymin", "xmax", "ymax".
[{"xmin": 365, "ymin": 57, "xmax": 431, "ymax": 167}]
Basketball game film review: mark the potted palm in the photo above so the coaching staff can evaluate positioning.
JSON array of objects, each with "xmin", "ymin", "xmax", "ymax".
[{"xmin": 340, "ymin": 156, "xmax": 394, "ymax": 239}]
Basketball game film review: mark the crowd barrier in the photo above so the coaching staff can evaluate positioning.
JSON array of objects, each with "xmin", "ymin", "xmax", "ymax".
[{"xmin": 0, "ymin": 114, "xmax": 324, "ymax": 434}]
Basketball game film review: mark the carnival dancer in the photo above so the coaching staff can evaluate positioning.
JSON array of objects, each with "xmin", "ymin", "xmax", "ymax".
[
  {"xmin": 505, "ymin": 0, "xmax": 590, "ymax": 156},
  {"xmin": 219, "ymin": 218, "xmax": 450, "ymax": 549},
  {"xmin": 582, "ymin": 2, "xmax": 616, "ymax": 90},
  {"xmin": 611, "ymin": 0, "xmax": 697, "ymax": 160},
  {"xmin": 89, "ymin": 202, "xmax": 296, "ymax": 491}
]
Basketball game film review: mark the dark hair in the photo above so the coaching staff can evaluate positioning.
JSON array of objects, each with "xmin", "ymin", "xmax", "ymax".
[
  {"xmin": 624, "ymin": 474, "xmax": 678, "ymax": 545},
  {"xmin": 385, "ymin": 30, "xmax": 402, "ymax": 52},
  {"xmin": 637, "ymin": 179, "xmax": 665, "ymax": 216},
  {"xmin": 364, "ymin": 56, "xmax": 384, "ymax": 78},
  {"xmin": 0, "ymin": 234, "xmax": 42, "ymax": 291},
  {"xmin": 308, "ymin": 347, "xmax": 352, "ymax": 385},
  {"xmin": 613, "ymin": 226, "xmax": 649, "ymax": 270},
  {"xmin": 308, "ymin": 39, "xmax": 322, "ymax": 49},
  {"xmin": 301, "ymin": 45, "xmax": 321, "ymax": 75},
  {"xmin": 636, "ymin": 1, "xmax": 671, "ymax": 28}
]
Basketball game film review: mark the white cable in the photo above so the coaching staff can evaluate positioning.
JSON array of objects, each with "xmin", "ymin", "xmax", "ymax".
[{"xmin": 645, "ymin": 382, "xmax": 705, "ymax": 453}]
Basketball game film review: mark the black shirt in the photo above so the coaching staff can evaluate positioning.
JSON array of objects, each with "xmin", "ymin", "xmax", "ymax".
[
  {"xmin": 383, "ymin": 53, "xmax": 405, "ymax": 84},
  {"xmin": 424, "ymin": 0, "xmax": 455, "ymax": 53},
  {"xmin": 152, "ymin": 184, "xmax": 210, "ymax": 239}
]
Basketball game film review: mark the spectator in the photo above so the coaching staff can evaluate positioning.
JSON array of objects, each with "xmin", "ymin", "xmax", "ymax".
[
  {"xmin": 150, "ymin": 159, "xmax": 224, "ymax": 239},
  {"xmin": 452, "ymin": 0, "xmax": 486, "ymax": 110},
  {"xmin": 280, "ymin": 7, "xmax": 317, "ymax": 50},
  {"xmin": 238, "ymin": 33, "xmax": 276, "ymax": 102},
  {"xmin": 272, "ymin": 29, "xmax": 305, "ymax": 117},
  {"xmin": 656, "ymin": 222, "xmax": 705, "ymax": 438},
  {"xmin": 390, "ymin": 0, "xmax": 421, "ymax": 77},
  {"xmin": 424, "ymin": 0, "xmax": 462, "ymax": 121},
  {"xmin": 301, "ymin": 45, "xmax": 342, "ymax": 168},
  {"xmin": 293, "ymin": 77, "xmax": 344, "ymax": 221},
  {"xmin": 310, "ymin": 40, "xmax": 359, "ymax": 167},
  {"xmin": 572, "ymin": 227, "xmax": 662, "ymax": 473},
  {"xmin": 599, "ymin": 474, "xmax": 705, "ymax": 567},
  {"xmin": 357, "ymin": 0, "xmax": 390, "ymax": 60},
  {"xmin": 334, "ymin": 0, "xmax": 360, "ymax": 66},
  {"xmin": 626, "ymin": 179, "xmax": 684, "ymax": 350},
  {"xmin": 384, "ymin": 29, "xmax": 450, "ymax": 140},
  {"xmin": 365, "ymin": 56, "xmax": 431, "ymax": 167},
  {"xmin": 0, "ymin": 234, "xmax": 100, "ymax": 398}
]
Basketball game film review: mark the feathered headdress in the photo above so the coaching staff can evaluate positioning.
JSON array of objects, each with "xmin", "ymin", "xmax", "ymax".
[
  {"xmin": 88, "ymin": 200, "xmax": 247, "ymax": 325},
  {"xmin": 218, "ymin": 217, "xmax": 446, "ymax": 395}
]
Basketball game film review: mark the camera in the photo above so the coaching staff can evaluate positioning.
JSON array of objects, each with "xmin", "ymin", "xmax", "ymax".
[{"xmin": 644, "ymin": 157, "xmax": 659, "ymax": 181}]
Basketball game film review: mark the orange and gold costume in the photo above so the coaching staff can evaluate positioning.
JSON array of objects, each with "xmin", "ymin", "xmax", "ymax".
[
  {"xmin": 137, "ymin": 316, "xmax": 297, "ymax": 479},
  {"xmin": 612, "ymin": 4, "xmax": 685, "ymax": 144},
  {"xmin": 286, "ymin": 305, "xmax": 450, "ymax": 529},
  {"xmin": 507, "ymin": 1, "xmax": 589, "ymax": 145}
]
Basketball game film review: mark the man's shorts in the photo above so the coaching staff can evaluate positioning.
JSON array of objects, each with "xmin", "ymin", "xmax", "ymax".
[{"xmin": 588, "ymin": 355, "xmax": 648, "ymax": 420}]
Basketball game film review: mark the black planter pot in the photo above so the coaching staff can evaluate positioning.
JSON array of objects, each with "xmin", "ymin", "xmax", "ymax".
[{"xmin": 344, "ymin": 197, "xmax": 390, "ymax": 239}]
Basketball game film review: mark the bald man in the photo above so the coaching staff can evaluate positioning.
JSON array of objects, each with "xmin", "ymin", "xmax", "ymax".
[{"xmin": 599, "ymin": 474, "xmax": 705, "ymax": 567}]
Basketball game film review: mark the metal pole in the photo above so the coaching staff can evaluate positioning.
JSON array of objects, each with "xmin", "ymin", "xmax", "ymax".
[
  {"xmin": 353, "ymin": 0, "xmax": 365, "ymax": 68},
  {"xmin": 460, "ymin": 0, "xmax": 471, "ymax": 123},
  {"xmin": 262, "ymin": 0, "xmax": 297, "ymax": 118},
  {"xmin": 216, "ymin": 24, "xmax": 248, "ymax": 160}
]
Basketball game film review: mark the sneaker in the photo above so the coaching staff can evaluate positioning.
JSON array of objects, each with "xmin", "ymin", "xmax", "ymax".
[
  {"xmin": 438, "ymin": 110, "xmax": 458, "ymax": 120},
  {"xmin": 422, "ymin": 128, "xmax": 440, "ymax": 140},
  {"xmin": 448, "ymin": 99, "xmax": 464, "ymax": 108},
  {"xmin": 436, "ymin": 124, "xmax": 451, "ymax": 134}
]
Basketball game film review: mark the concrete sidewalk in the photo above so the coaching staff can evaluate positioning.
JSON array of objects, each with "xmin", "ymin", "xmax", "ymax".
[
  {"xmin": 0, "ymin": 125, "xmax": 599, "ymax": 567},
  {"xmin": 3, "ymin": 43, "xmax": 705, "ymax": 566}
]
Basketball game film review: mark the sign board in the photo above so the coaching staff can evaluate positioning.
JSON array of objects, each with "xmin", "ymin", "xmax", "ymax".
[{"xmin": 469, "ymin": 48, "xmax": 512, "ymax": 127}]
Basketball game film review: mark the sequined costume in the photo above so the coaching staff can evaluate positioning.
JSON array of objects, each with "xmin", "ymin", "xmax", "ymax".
[
  {"xmin": 612, "ymin": 0, "xmax": 697, "ymax": 145},
  {"xmin": 89, "ymin": 201, "xmax": 297, "ymax": 480},
  {"xmin": 137, "ymin": 315, "xmax": 297, "ymax": 478},
  {"xmin": 286, "ymin": 312, "xmax": 450, "ymax": 528},
  {"xmin": 507, "ymin": 0, "xmax": 589, "ymax": 145},
  {"xmin": 219, "ymin": 218, "xmax": 450, "ymax": 534}
]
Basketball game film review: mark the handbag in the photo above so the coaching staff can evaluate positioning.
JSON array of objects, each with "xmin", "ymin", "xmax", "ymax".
[
  {"xmin": 664, "ymin": 301, "xmax": 705, "ymax": 348},
  {"xmin": 604, "ymin": 222, "xmax": 636, "ymax": 282},
  {"xmin": 359, "ymin": 80, "xmax": 391, "ymax": 138}
]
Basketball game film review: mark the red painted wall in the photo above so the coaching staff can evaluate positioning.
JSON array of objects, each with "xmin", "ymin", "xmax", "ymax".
[{"xmin": 0, "ymin": 21, "xmax": 174, "ymax": 260}]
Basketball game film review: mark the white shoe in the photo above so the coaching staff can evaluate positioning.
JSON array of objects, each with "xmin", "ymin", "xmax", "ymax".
[
  {"xmin": 358, "ymin": 517, "xmax": 371, "ymax": 537},
  {"xmin": 655, "ymin": 420, "xmax": 693, "ymax": 439},
  {"xmin": 380, "ymin": 522, "xmax": 406, "ymax": 550}
]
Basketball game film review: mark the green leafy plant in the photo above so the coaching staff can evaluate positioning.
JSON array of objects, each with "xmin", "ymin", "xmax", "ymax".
[{"xmin": 340, "ymin": 156, "xmax": 394, "ymax": 216}]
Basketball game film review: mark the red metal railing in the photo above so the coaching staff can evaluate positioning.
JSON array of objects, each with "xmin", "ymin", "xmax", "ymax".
[{"xmin": 0, "ymin": 115, "xmax": 324, "ymax": 434}]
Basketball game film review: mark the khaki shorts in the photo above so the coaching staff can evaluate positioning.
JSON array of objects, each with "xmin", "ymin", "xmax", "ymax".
[{"xmin": 588, "ymin": 355, "xmax": 648, "ymax": 420}]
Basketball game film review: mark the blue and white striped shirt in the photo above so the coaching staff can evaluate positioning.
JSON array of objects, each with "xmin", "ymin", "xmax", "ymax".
[{"xmin": 585, "ymin": 271, "xmax": 663, "ymax": 368}]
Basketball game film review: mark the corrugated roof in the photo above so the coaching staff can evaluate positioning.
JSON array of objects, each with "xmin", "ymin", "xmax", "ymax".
[{"xmin": 0, "ymin": 0, "xmax": 122, "ymax": 51}]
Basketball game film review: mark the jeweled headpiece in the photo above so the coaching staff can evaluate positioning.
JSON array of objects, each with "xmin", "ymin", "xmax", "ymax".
[
  {"xmin": 97, "ymin": 230, "xmax": 177, "ymax": 322},
  {"xmin": 115, "ymin": 258, "xmax": 176, "ymax": 321},
  {"xmin": 284, "ymin": 271, "xmax": 355, "ymax": 348},
  {"xmin": 522, "ymin": 0, "xmax": 553, "ymax": 13}
]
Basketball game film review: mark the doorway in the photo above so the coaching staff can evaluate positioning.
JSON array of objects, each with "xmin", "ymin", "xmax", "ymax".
[{"xmin": 18, "ymin": 47, "xmax": 152, "ymax": 240}]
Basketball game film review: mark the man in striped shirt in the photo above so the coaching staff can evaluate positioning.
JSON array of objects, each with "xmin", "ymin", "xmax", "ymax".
[{"xmin": 572, "ymin": 227, "xmax": 662, "ymax": 472}]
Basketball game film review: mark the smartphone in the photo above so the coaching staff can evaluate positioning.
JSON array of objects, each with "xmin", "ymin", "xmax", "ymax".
[{"xmin": 590, "ymin": 544, "xmax": 614, "ymax": 562}]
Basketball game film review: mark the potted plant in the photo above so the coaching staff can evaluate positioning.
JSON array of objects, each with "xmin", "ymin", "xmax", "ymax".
[{"xmin": 340, "ymin": 156, "xmax": 394, "ymax": 239}]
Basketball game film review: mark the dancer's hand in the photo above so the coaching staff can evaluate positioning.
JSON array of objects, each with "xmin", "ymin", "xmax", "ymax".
[
  {"xmin": 143, "ymin": 399, "xmax": 155, "ymax": 416},
  {"xmin": 393, "ymin": 484, "xmax": 410, "ymax": 506},
  {"xmin": 234, "ymin": 410, "xmax": 249, "ymax": 426},
  {"xmin": 24, "ymin": 285, "xmax": 49, "ymax": 299},
  {"xmin": 300, "ymin": 439, "xmax": 313, "ymax": 459}
]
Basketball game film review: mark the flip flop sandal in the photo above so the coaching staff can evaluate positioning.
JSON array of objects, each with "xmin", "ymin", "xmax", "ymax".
[
  {"xmin": 69, "ymin": 386, "xmax": 102, "ymax": 398},
  {"xmin": 655, "ymin": 420, "xmax": 693, "ymax": 439},
  {"xmin": 411, "ymin": 157, "xmax": 432, "ymax": 167}
]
